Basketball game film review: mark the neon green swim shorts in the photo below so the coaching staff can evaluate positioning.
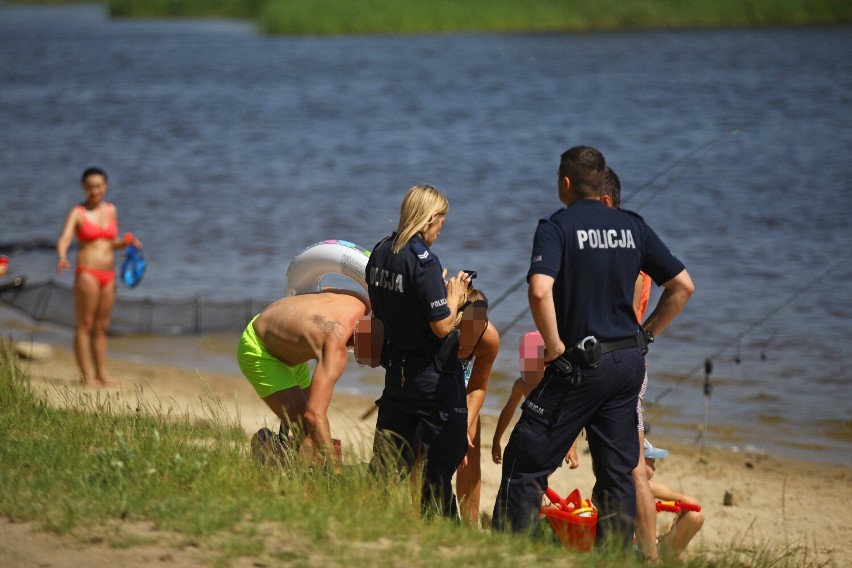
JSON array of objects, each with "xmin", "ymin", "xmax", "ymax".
[{"xmin": 237, "ymin": 315, "xmax": 311, "ymax": 398}]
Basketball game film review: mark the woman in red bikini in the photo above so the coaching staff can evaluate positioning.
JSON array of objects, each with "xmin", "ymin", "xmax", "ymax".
[{"xmin": 56, "ymin": 167, "xmax": 139, "ymax": 387}]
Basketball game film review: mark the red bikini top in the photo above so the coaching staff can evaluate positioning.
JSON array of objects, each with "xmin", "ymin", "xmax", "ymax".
[{"xmin": 76, "ymin": 204, "xmax": 118, "ymax": 242}]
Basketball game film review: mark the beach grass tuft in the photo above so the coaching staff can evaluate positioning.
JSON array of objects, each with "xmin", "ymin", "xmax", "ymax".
[{"xmin": 0, "ymin": 340, "xmax": 832, "ymax": 566}]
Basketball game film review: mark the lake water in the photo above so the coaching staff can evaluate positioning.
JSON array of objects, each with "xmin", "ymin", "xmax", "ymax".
[{"xmin": 1, "ymin": 6, "xmax": 850, "ymax": 465}]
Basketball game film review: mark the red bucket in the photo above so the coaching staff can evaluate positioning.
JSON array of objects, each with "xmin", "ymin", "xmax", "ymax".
[{"xmin": 540, "ymin": 487, "xmax": 597, "ymax": 552}]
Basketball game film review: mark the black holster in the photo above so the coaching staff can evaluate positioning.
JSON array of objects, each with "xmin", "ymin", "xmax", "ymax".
[
  {"xmin": 547, "ymin": 336, "xmax": 603, "ymax": 387},
  {"xmin": 571, "ymin": 336, "xmax": 602, "ymax": 368}
]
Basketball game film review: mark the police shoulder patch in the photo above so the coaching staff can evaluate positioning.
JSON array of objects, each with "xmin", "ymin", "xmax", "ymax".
[{"xmin": 409, "ymin": 240, "xmax": 435, "ymax": 266}]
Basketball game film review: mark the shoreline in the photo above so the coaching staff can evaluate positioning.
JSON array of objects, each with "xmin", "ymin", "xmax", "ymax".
[
  {"xmin": 8, "ymin": 310, "xmax": 849, "ymax": 468},
  {"xmin": 3, "ymin": 294, "xmax": 849, "ymax": 469}
]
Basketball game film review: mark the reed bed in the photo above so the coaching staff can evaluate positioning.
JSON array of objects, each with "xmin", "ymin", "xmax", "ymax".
[
  {"xmin": 93, "ymin": 0, "xmax": 852, "ymax": 34},
  {"xmin": 256, "ymin": 0, "xmax": 852, "ymax": 35}
]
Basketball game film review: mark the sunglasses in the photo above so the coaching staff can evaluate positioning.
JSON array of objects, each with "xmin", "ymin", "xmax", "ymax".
[{"xmin": 461, "ymin": 298, "xmax": 489, "ymax": 312}]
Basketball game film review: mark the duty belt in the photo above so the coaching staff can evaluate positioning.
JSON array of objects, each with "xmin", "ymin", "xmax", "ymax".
[
  {"xmin": 380, "ymin": 339, "xmax": 441, "ymax": 369},
  {"xmin": 547, "ymin": 330, "xmax": 648, "ymax": 380},
  {"xmin": 599, "ymin": 334, "xmax": 643, "ymax": 355}
]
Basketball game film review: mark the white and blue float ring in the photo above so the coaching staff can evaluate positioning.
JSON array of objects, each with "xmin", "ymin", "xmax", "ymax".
[{"xmin": 285, "ymin": 239, "xmax": 371, "ymax": 296}]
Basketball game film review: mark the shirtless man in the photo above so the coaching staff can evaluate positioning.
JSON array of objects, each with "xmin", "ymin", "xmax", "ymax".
[{"xmin": 237, "ymin": 288, "xmax": 370, "ymax": 463}]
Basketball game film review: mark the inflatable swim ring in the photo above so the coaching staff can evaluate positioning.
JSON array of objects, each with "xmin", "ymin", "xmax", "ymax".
[{"xmin": 285, "ymin": 239, "xmax": 370, "ymax": 296}]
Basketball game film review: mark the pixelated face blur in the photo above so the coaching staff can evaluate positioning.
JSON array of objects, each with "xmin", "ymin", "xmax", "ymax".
[
  {"xmin": 519, "ymin": 331, "xmax": 545, "ymax": 386},
  {"xmin": 354, "ymin": 316, "xmax": 384, "ymax": 368},
  {"xmin": 459, "ymin": 300, "xmax": 488, "ymax": 340}
]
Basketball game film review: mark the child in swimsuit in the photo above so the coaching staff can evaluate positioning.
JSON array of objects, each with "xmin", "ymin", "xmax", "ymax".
[
  {"xmin": 491, "ymin": 331, "xmax": 580, "ymax": 468},
  {"xmin": 454, "ymin": 287, "xmax": 501, "ymax": 526}
]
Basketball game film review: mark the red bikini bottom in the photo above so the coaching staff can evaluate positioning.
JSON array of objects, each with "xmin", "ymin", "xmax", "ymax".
[{"xmin": 76, "ymin": 266, "xmax": 115, "ymax": 288}]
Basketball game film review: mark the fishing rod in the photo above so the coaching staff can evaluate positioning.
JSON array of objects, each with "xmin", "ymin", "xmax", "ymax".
[
  {"xmin": 491, "ymin": 127, "xmax": 743, "ymax": 335},
  {"xmin": 627, "ymin": 127, "xmax": 741, "ymax": 210},
  {"xmin": 650, "ymin": 249, "xmax": 852, "ymax": 405}
]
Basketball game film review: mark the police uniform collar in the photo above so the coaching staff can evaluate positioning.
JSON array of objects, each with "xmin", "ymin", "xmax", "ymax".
[{"xmin": 568, "ymin": 199, "xmax": 607, "ymax": 208}]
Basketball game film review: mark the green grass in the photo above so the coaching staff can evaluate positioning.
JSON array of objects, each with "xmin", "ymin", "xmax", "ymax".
[
  {"xmin": 256, "ymin": 0, "xmax": 852, "ymax": 35},
  {"xmin": 0, "ymin": 341, "xmax": 831, "ymax": 566},
  {"xmin": 107, "ymin": 0, "xmax": 264, "ymax": 19}
]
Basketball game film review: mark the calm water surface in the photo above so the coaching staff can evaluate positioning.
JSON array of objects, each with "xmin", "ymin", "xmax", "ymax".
[{"xmin": 1, "ymin": 6, "xmax": 850, "ymax": 464}]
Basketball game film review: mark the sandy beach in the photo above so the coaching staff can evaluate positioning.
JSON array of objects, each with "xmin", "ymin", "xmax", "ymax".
[{"xmin": 2, "ymin": 345, "xmax": 850, "ymax": 567}]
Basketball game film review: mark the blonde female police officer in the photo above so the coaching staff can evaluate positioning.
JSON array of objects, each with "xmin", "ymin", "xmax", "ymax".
[
  {"xmin": 366, "ymin": 184, "xmax": 471, "ymax": 518},
  {"xmin": 492, "ymin": 147, "xmax": 694, "ymax": 548}
]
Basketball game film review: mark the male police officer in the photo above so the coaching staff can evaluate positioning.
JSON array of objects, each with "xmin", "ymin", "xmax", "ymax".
[{"xmin": 492, "ymin": 147, "xmax": 694, "ymax": 549}]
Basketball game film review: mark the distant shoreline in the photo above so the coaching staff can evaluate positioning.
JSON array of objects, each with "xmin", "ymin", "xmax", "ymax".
[{"xmin": 8, "ymin": 1, "xmax": 852, "ymax": 35}]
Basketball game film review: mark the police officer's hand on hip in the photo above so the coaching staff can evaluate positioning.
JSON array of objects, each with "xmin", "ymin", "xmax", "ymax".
[{"xmin": 493, "ymin": 146, "xmax": 694, "ymax": 548}]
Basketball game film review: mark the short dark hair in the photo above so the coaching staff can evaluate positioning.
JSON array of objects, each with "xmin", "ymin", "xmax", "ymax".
[
  {"xmin": 81, "ymin": 166, "xmax": 108, "ymax": 184},
  {"xmin": 558, "ymin": 146, "xmax": 605, "ymax": 198},
  {"xmin": 603, "ymin": 166, "xmax": 622, "ymax": 207}
]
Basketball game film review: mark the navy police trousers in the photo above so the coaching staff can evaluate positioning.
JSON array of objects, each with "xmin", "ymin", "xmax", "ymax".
[
  {"xmin": 492, "ymin": 347, "xmax": 645, "ymax": 548},
  {"xmin": 370, "ymin": 355, "xmax": 468, "ymax": 518}
]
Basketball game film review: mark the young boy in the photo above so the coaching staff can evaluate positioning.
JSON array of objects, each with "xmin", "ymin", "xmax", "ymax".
[{"xmin": 644, "ymin": 439, "xmax": 705, "ymax": 561}]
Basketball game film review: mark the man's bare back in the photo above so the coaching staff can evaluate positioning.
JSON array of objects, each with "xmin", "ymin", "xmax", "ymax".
[{"xmin": 252, "ymin": 289, "xmax": 370, "ymax": 367}]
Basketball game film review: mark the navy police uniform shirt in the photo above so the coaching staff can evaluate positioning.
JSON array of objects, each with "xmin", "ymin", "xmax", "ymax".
[
  {"xmin": 528, "ymin": 200, "xmax": 685, "ymax": 346},
  {"xmin": 367, "ymin": 233, "xmax": 451, "ymax": 352}
]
